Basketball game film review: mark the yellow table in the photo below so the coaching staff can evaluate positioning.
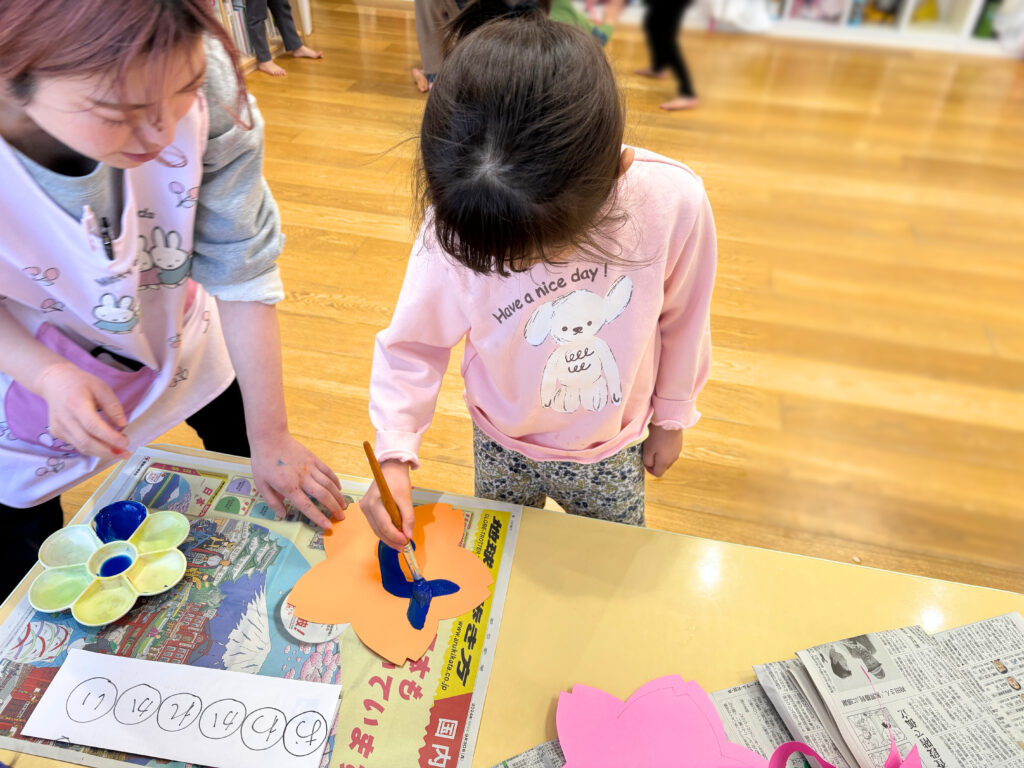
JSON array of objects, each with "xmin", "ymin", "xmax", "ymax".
[{"xmin": 3, "ymin": 447, "xmax": 1023, "ymax": 768}]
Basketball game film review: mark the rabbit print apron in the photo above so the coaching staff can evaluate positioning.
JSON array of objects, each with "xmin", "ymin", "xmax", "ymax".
[{"xmin": 0, "ymin": 94, "xmax": 235, "ymax": 507}]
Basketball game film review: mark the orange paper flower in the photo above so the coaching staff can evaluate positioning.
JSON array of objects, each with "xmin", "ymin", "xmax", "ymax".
[{"xmin": 288, "ymin": 502, "xmax": 494, "ymax": 664}]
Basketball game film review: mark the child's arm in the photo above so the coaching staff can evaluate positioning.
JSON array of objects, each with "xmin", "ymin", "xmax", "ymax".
[
  {"xmin": 217, "ymin": 300, "xmax": 345, "ymax": 529},
  {"xmin": 0, "ymin": 304, "xmax": 128, "ymax": 459},
  {"xmin": 362, "ymin": 237, "xmax": 471, "ymax": 548},
  {"xmin": 647, "ymin": 181, "xmax": 717, "ymax": 474}
]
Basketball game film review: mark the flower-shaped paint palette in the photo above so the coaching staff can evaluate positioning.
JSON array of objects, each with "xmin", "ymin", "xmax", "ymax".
[{"xmin": 28, "ymin": 501, "xmax": 190, "ymax": 627}]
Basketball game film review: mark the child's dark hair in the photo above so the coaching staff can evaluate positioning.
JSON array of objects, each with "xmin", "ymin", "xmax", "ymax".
[{"xmin": 418, "ymin": 0, "xmax": 627, "ymax": 276}]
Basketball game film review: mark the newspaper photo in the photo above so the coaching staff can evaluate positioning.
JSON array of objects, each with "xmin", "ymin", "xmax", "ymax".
[{"xmin": 797, "ymin": 619, "xmax": 1024, "ymax": 768}]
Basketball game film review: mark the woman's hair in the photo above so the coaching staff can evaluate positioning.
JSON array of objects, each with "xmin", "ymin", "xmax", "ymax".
[
  {"xmin": 418, "ymin": 0, "xmax": 627, "ymax": 276},
  {"xmin": 0, "ymin": 0, "xmax": 249, "ymax": 126}
]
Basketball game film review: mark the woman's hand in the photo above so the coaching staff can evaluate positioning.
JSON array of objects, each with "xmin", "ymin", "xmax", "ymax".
[
  {"xmin": 360, "ymin": 459, "xmax": 415, "ymax": 550},
  {"xmin": 642, "ymin": 424, "xmax": 682, "ymax": 477},
  {"xmin": 35, "ymin": 361, "xmax": 129, "ymax": 459},
  {"xmin": 250, "ymin": 430, "xmax": 346, "ymax": 529}
]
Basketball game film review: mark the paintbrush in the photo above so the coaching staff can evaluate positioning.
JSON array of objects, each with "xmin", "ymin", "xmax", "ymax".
[{"xmin": 362, "ymin": 441, "xmax": 432, "ymax": 612}]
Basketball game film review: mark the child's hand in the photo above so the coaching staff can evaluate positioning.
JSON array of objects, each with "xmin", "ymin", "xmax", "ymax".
[
  {"xmin": 250, "ymin": 432, "xmax": 346, "ymax": 529},
  {"xmin": 642, "ymin": 424, "xmax": 683, "ymax": 477},
  {"xmin": 361, "ymin": 459, "xmax": 415, "ymax": 551},
  {"xmin": 35, "ymin": 361, "xmax": 129, "ymax": 460}
]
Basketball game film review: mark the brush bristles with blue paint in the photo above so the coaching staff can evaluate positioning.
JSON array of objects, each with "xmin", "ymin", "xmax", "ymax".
[{"xmin": 363, "ymin": 441, "xmax": 434, "ymax": 629}]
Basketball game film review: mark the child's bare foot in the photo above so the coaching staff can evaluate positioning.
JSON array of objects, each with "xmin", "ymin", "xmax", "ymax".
[
  {"xmin": 291, "ymin": 44, "xmax": 323, "ymax": 59},
  {"xmin": 660, "ymin": 95, "xmax": 700, "ymax": 111},
  {"xmin": 411, "ymin": 67, "xmax": 431, "ymax": 93},
  {"xmin": 258, "ymin": 60, "xmax": 287, "ymax": 76},
  {"xmin": 635, "ymin": 68, "xmax": 670, "ymax": 79}
]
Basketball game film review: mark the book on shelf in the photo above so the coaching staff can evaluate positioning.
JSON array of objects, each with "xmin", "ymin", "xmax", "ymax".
[
  {"xmin": 789, "ymin": 0, "xmax": 847, "ymax": 22},
  {"xmin": 848, "ymin": 0, "xmax": 903, "ymax": 25},
  {"xmin": 228, "ymin": 8, "xmax": 252, "ymax": 56},
  {"xmin": 909, "ymin": 0, "xmax": 943, "ymax": 23},
  {"xmin": 973, "ymin": 0, "xmax": 1002, "ymax": 36}
]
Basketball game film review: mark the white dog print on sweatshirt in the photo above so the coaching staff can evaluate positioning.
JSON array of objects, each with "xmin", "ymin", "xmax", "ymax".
[{"xmin": 523, "ymin": 275, "xmax": 633, "ymax": 413}]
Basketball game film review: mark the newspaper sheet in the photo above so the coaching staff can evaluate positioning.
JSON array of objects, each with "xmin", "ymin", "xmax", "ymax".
[
  {"xmin": 711, "ymin": 680, "xmax": 810, "ymax": 767},
  {"xmin": 0, "ymin": 445, "xmax": 521, "ymax": 768},
  {"xmin": 754, "ymin": 658, "xmax": 856, "ymax": 768},
  {"xmin": 934, "ymin": 612, "xmax": 1024, "ymax": 748},
  {"xmin": 489, "ymin": 739, "xmax": 566, "ymax": 768},
  {"xmin": 797, "ymin": 622, "xmax": 1024, "ymax": 768}
]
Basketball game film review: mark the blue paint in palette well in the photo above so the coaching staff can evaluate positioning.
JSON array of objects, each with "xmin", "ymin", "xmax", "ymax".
[
  {"xmin": 93, "ymin": 500, "xmax": 147, "ymax": 543},
  {"xmin": 99, "ymin": 555, "xmax": 133, "ymax": 577}
]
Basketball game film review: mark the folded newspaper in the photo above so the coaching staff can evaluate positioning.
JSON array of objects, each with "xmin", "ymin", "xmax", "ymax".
[{"xmin": 492, "ymin": 613, "xmax": 1024, "ymax": 768}]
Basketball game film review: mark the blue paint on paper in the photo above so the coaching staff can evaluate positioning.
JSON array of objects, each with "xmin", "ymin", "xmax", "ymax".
[{"xmin": 377, "ymin": 541, "xmax": 460, "ymax": 630}]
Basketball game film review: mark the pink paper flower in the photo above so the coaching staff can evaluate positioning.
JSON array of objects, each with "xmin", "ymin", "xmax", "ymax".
[{"xmin": 557, "ymin": 676, "xmax": 769, "ymax": 768}]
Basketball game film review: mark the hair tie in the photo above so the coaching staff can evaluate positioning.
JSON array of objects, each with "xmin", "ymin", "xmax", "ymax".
[{"xmin": 506, "ymin": 0, "xmax": 541, "ymax": 17}]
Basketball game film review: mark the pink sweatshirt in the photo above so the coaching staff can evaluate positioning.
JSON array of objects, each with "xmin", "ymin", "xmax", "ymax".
[{"xmin": 370, "ymin": 147, "xmax": 717, "ymax": 467}]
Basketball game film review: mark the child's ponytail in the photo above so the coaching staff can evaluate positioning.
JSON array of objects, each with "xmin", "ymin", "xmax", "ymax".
[{"xmin": 419, "ymin": 0, "xmax": 628, "ymax": 276}]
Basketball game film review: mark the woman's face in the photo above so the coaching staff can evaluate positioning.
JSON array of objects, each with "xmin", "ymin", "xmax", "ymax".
[{"xmin": 21, "ymin": 39, "xmax": 205, "ymax": 169}]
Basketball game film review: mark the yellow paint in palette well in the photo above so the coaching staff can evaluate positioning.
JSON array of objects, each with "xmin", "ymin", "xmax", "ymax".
[
  {"xmin": 128, "ymin": 550, "xmax": 187, "ymax": 595},
  {"xmin": 28, "ymin": 565, "xmax": 93, "ymax": 612},
  {"xmin": 71, "ymin": 577, "xmax": 137, "ymax": 627},
  {"xmin": 129, "ymin": 510, "xmax": 190, "ymax": 554}
]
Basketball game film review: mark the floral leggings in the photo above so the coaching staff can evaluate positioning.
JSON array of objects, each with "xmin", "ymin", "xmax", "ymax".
[{"xmin": 472, "ymin": 424, "xmax": 645, "ymax": 526}]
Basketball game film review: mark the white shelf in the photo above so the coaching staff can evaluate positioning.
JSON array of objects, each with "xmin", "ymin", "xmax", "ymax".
[
  {"xmin": 763, "ymin": 17, "xmax": 1006, "ymax": 53},
  {"xmin": 602, "ymin": 0, "xmax": 1012, "ymax": 56}
]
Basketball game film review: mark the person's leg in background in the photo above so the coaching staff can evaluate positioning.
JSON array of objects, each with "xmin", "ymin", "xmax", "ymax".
[
  {"xmin": 637, "ymin": 0, "xmax": 700, "ymax": 110},
  {"xmin": 0, "ymin": 496, "xmax": 64, "ymax": 598},
  {"xmin": 412, "ymin": 0, "xmax": 461, "ymax": 92},
  {"xmin": 244, "ymin": 0, "xmax": 281, "ymax": 74},
  {"xmin": 267, "ymin": 0, "xmax": 323, "ymax": 61},
  {"xmin": 472, "ymin": 425, "xmax": 548, "ymax": 510},
  {"xmin": 248, "ymin": 0, "xmax": 322, "ymax": 77},
  {"xmin": 637, "ymin": 0, "xmax": 673, "ymax": 79},
  {"xmin": 540, "ymin": 444, "xmax": 646, "ymax": 526},
  {"xmin": 656, "ymin": 0, "xmax": 699, "ymax": 110},
  {"xmin": 184, "ymin": 379, "xmax": 252, "ymax": 458}
]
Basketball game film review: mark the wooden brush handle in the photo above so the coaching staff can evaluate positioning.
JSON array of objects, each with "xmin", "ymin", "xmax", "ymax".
[{"xmin": 363, "ymin": 441, "xmax": 403, "ymax": 530}]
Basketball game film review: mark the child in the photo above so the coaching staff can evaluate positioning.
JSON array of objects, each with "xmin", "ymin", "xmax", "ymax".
[
  {"xmin": 0, "ymin": 0, "xmax": 344, "ymax": 591},
  {"xmin": 361, "ymin": 0, "xmax": 716, "ymax": 549}
]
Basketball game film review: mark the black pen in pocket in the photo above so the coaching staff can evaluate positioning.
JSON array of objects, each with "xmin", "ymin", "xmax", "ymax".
[{"xmin": 99, "ymin": 217, "xmax": 114, "ymax": 260}]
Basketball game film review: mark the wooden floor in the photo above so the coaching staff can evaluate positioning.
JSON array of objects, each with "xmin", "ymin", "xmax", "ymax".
[{"xmin": 65, "ymin": 1, "xmax": 1024, "ymax": 593}]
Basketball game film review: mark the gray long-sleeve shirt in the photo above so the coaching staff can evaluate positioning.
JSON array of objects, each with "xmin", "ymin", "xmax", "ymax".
[{"xmin": 12, "ymin": 38, "xmax": 285, "ymax": 304}]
